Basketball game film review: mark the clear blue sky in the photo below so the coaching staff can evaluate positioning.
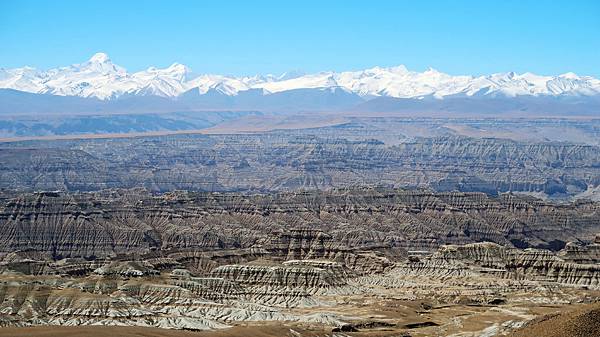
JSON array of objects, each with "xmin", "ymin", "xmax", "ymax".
[{"xmin": 1, "ymin": 0, "xmax": 599, "ymax": 76}]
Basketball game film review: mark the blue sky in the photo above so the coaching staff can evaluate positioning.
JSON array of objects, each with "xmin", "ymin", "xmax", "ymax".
[{"xmin": 1, "ymin": 0, "xmax": 599, "ymax": 76}]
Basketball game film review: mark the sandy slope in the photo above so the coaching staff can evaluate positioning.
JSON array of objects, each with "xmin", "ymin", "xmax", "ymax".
[{"xmin": 508, "ymin": 302, "xmax": 600, "ymax": 337}]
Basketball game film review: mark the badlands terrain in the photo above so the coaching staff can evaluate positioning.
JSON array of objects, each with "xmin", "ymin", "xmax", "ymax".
[
  {"xmin": 1, "ymin": 4, "xmax": 599, "ymax": 334},
  {"xmin": 2, "ymin": 117, "xmax": 600, "ymax": 201},
  {"xmin": 0, "ymin": 187, "xmax": 599, "ymax": 336},
  {"xmin": 0, "ymin": 112, "xmax": 599, "ymax": 336}
]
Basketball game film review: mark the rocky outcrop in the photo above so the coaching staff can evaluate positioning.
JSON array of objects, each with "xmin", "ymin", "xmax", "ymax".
[
  {"xmin": 165, "ymin": 248, "xmax": 269, "ymax": 275},
  {"xmin": 0, "ymin": 272, "xmax": 337, "ymax": 330},
  {"xmin": 94, "ymin": 261, "xmax": 159, "ymax": 277},
  {"xmin": 1, "ymin": 131, "xmax": 599, "ymax": 198},
  {"xmin": 506, "ymin": 249, "xmax": 600, "ymax": 287},
  {"xmin": 426, "ymin": 242, "xmax": 600, "ymax": 288},
  {"xmin": 209, "ymin": 263, "xmax": 355, "ymax": 307},
  {"xmin": 433, "ymin": 242, "xmax": 509, "ymax": 268},
  {"xmin": 170, "ymin": 276, "xmax": 244, "ymax": 301},
  {"xmin": 558, "ymin": 242, "xmax": 600, "ymax": 264},
  {"xmin": 265, "ymin": 229, "xmax": 399, "ymax": 274},
  {"xmin": 211, "ymin": 264, "xmax": 348, "ymax": 290},
  {"xmin": 0, "ymin": 189, "xmax": 598, "ymax": 262}
]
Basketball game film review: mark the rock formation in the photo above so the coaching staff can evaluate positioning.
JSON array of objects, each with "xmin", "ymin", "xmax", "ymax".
[
  {"xmin": 0, "ymin": 188, "xmax": 599, "ymax": 334},
  {"xmin": 1, "ymin": 189, "xmax": 598, "ymax": 262},
  {"xmin": 1, "ymin": 126, "xmax": 599, "ymax": 199}
]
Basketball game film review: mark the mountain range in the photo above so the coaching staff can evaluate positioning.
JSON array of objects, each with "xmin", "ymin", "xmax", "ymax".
[
  {"xmin": 1, "ymin": 53, "xmax": 599, "ymax": 117},
  {"xmin": 2, "ymin": 52, "xmax": 600, "ymax": 100}
]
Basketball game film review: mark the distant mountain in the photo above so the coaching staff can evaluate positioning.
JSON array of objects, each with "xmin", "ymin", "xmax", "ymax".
[
  {"xmin": 354, "ymin": 94, "xmax": 600, "ymax": 117},
  {"xmin": 1, "ymin": 52, "xmax": 599, "ymax": 101},
  {"xmin": 0, "ymin": 86, "xmax": 364, "ymax": 115}
]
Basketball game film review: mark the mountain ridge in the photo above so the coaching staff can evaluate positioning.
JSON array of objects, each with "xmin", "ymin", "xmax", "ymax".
[{"xmin": 2, "ymin": 52, "xmax": 599, "ymax": 101}]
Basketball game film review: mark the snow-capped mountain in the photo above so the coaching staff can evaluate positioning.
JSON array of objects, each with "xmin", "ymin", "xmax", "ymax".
[{"xmin": 1, "ymin": 52, "xmax": 599, "ymax": 100}]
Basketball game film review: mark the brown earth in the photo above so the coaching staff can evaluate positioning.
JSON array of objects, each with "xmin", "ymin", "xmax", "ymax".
[{"xmin": 508, "ymin": 302, "xmax": 600, "ymax": 337}]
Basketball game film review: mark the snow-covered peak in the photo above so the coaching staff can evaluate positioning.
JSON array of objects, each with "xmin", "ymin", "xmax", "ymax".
[
  {"xmin": 388, "ymin": 65, "xmax": 410, "ymax": 74},
  {"xmin": 0, "ymin": 53, "xmax": 599, "ymax": 100},
  {"xmin": 89, "ymin": 52, "xmax": 111, "ymax": 63},
  {"xmin": 167, "ymin": 63, "xmax": 189, "ymax": 72},
  {"xmin": 559, "ymin": 72, "xmax": 580, "ymax": 80},
  {"xmin": 187, "ymin": 74, "xmax": 250, "ymax": 95},
  {"xmin": 0, "ymin": 66, "xmax": 46, "ymax": 93},
  {"xmin": 136, "ymin": 63, "xmax": 190, "ymax": 80},
  {"xmin": 79, "ymin": 53, "xmax": 125, "ymax": 75},
  {"xmin": 273, "ymin": 70, "xmax": 306, "ymax": 81}
]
